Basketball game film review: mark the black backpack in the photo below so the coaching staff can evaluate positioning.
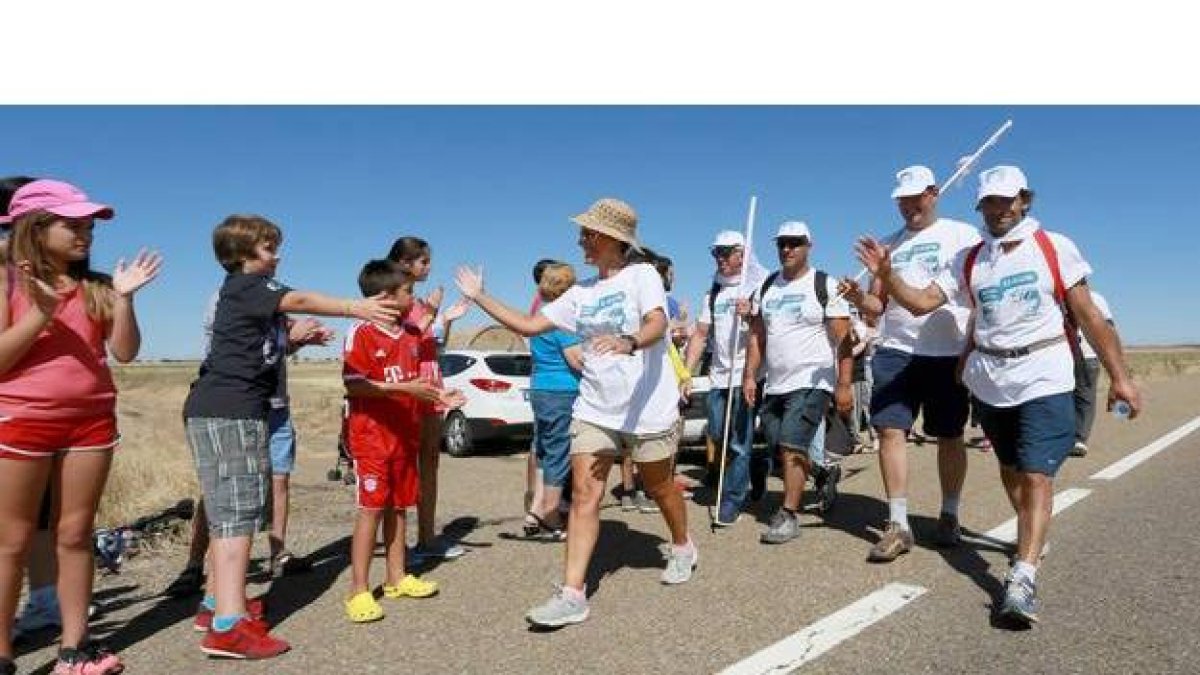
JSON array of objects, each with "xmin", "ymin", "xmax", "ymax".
[{"xmin": 707, "ymin": 270, "xmax": 830, "ymax": 319}]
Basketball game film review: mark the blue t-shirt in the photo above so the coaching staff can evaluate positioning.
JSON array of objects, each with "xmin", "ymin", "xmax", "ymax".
[{"xmin": 530, "ymin": 329, "xmax": 582, "ymax": 392}]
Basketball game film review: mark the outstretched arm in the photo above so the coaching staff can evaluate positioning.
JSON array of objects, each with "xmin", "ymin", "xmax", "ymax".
[{"xmin": 454, "ymin": 266, "xmax": 555, "ymax": 337}]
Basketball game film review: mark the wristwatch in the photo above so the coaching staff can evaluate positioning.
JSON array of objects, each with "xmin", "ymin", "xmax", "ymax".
[{"xmin": 620, "ymin": 334, "xmax": 639, "ymax": 354}]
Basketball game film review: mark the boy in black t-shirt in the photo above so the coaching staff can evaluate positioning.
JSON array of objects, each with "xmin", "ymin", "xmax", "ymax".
[{"xmin": 182, "ymin": 215, "xmax": 401, "ymax": 660}]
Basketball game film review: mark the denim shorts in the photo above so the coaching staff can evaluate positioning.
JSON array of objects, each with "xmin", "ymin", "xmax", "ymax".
[
  {"xmin": 530, "ymin": 389, "xmax": 577, "ymax": 488},
  {"xmin": 759, "ymin": 388, "xmax": 830, "ymax": 454},
  {"xmin": 870, "ymin": 347, "xmax": 970, "ymax": 438},
  {"xmin": 185, "ymin": 417, "xmax": 272, "ymax": 538},
  {"xmin": 975, "ymin": 392, "xmax": 1075, "ymax": 476},
  {"xmin": 268, "ymin": 407, "xmax": 297, "ymax": 476}
]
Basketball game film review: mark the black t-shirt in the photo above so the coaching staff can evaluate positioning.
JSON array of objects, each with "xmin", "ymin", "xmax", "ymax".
[{"xmin": 183, "ymin": 273, "xmax": 292, "ymax": 420}]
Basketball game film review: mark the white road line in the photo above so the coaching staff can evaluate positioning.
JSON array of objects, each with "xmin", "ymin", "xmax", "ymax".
[
  {"xmin": 718, "ymin": 583, "xmax": 927, "ymax": 675},
  {"xmin": 1091, "ymin": 415, "xmax": 1200, "ymax": 481},
  {"xmin": 983, "ymin": 488, "xmax": 1093, "ymax": 543}
]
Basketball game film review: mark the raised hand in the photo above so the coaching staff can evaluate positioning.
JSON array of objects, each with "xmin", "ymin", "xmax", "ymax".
[
  {"xmin": 424, "ymin": 285, "xmax": 444, "ymax": 313},
  {"xmin": 15, "ymin": 261, "xmax": 61, "ymax": 318},
  {"xmin": 442, "ymin": 297, "xmax": 470, "ymax": 323},
  {"xmin": 112, "ymin": 249, "xmax": 163, "ymax": 297},
  {"xmin": 454, "ymin": 266, "xmax": 484, "ymax": 300},
  {"xmin": 853, "ymin": 237, "xmax": 891, "ymax": 279},
  {"xmin": 837, "ymin": 278, "xmax": 865, "ymax": 306}
]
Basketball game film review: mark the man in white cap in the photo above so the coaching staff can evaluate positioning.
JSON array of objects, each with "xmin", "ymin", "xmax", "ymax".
[
  {"xmin": 839, "ymin": 165, "xmax": 980, "ymax": 562},
  {"xmin": 684, "ymin": 231, "xmax": 766, "ymax": 525},
  {"xmin": 743, "ymin": 222, "xmax": 853, "ymax": 545},
  {"xmin": 855, "ymin": 165, "xmax": 1141, "ymax": 625}
]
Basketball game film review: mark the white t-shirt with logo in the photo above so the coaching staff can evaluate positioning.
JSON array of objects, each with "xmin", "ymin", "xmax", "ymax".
[
  {"xmin": 699, "ymin": 280, "xmax": 750, "ymax": 385},
  {"xmin": 541, "ymin": 263, "xmax": 679, "ymax": 435},
  {"xmin": 935, "ymin": 228, "xmax": 1092, "ymax": 407},
  {"xmin": 756, "ymin": 268, "xmax": 850, "ymax": 395},
  {"xmin": 877, "ymin": 218, "xmax": 980, "ymax": 357},
  {"xmin": 1079, "ymin": 290, "xmax": 1113, "ymax": 360}
]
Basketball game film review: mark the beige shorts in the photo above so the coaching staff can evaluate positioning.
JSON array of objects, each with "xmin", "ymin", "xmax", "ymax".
[{"xmin": 569, "ymin": 418, "xmax": 678, "ymax": 464}]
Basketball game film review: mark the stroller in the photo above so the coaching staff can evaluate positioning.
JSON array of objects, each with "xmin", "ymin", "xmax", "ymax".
[{"xmin": 327, "ymin": 397, "xmax": 356, "ymax": 485}]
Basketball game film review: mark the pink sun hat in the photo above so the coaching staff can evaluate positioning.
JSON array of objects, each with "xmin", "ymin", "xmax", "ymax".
[{"xmin": 0, "ymin": 179, "xmax": 114, "ymax": 226}]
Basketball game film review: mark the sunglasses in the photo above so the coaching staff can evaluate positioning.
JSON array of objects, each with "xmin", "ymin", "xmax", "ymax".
[
  {"xmin": 775, "ymin": 236, "xmax": 810, "ymax": 249},
  {"xmin": 710, "ymin": 246, "xmax": 741, "ymax": 259}
]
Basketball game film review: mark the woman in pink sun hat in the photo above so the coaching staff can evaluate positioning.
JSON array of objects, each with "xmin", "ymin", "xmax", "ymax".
[{"xmin": 0, "ymin": 179, "xmax": 162, "ymax": 675}]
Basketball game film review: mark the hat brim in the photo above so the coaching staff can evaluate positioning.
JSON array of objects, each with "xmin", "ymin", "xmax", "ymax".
[
  {"xmin": 45, "ymin": 202, "xmax": 114, "ymax": 221},
  {"xmin": 572, "ymin": 214, "xmax": 642, "ymax": 252},
  {"xmin": 891, "ymin": 184, "xmax": 933, "ymax": 199},
  {"xmin": 976, "ymin": 186, "xmax": 1022, "ymax": 201}
]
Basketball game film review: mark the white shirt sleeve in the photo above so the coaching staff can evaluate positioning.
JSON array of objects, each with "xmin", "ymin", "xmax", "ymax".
[
  {"xmin": 1049, "ymin": 233, "xmax": 1093, "ymax": 289},
  {"xmin": 698, "ymin": 292, "xmax": 713, "ymax": 326},
  {"xmin": 541, "ymin": 285, "xmax": 580, "ymax": 333},
  {"xmin": 933, "ymin": 247, "xmax": 971, "ymax": 306},
  {"xmin": 1091, "ymin": 291, "xmax": 1114, "ymax": 322},
  {"xmin": 633, "ymin": 264, "xmax": 667, "ymax": 321},
  {"xmin": 824, "ymin": 273, "xmax": 851, "ymax": 318}
]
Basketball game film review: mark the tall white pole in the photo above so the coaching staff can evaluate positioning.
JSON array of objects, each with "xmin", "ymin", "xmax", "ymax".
[{"xmin": 712, "ymin": 195, "xmax": 756, "ymax": 528}]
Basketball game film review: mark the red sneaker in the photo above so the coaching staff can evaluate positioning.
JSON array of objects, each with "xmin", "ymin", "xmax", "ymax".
[
  {"xmin": 193, "ymin": 596, "xmax": 268, "ymax": 632},
  {"xmin": 199, "ymin": 617, "xmax": 289, "ymax": 660}
]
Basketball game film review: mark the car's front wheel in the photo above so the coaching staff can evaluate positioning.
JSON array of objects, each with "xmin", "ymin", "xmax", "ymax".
[{"xmin": 443, "ymin": 411, "xmax": 474, "ymax": 457}]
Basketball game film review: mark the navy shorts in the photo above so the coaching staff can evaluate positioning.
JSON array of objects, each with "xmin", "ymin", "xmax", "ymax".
[
  {"xmin": 760, "ymin": 388, "xmax": 830, "ymax": 454},
  {"xmin": 975, "ymin": 392, "xmax": 1075, "ymax": 477},
  {"xmin": 869, "ymin": 347, "xmax": 970, "ymax": 438}
]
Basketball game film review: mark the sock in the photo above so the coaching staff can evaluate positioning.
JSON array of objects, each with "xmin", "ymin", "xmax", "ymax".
[
  {"xmin": 941, "ymin": 494, "xmax": 961, "ymax": 517},
  {"xmin": 201, "ymin": 595, "xmax": 217, "ymax": 611},
  {"xmin": 672, "ymin": 537, "xmax": 695, "ymax": 555},
  {"xmin": 1013, "ymin": 561, "xmax": 1038, "ymax": 583},
  {"xmin": 889, "ymin": 498, "xmax": 910, "ymax": 531},
  {"xmin": 561, "ymin": 585, "xmax": 587, "ymax": 603},
  {"xmin": 211, "ymin": 613, "xmax": 247, "ymax": 632}
]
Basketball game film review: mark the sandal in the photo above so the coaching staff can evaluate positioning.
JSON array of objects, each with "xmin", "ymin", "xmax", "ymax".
[
  {"xmin": 525, "ymin": 511, "xmax": 567, "ymax": 542},
  {"xmin": 344, "ymin": 591, "xmax": 384, "ymax": 623}
]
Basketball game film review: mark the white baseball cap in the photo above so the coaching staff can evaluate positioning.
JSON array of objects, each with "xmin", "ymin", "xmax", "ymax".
[
  {"xmin": 977, "ymin": 165, "xmax": 1029, "ymax": 201},
  {"xmin": 775, "ymin": 221, "xmax": 812, "ymax": 240},
  {"xmin": 710, "ymin": 230, "xmax": 745, "ymax": 248},
  {"xmin": 891, "ymin": 165, "xmax": 937, "ymax": 198}
]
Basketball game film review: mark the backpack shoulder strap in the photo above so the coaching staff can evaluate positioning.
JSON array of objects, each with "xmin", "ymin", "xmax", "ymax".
[
  {"xmin": 814, "ymin": 269, "xmax": 828, "ymax": 316},
  {"xmin": 963, "ymin": 242, "xmax": 985, "ymax": 307},
  {"xmin": 707, "ymin": 279, "xmax": 721, "ymax": 319},
  {"xmin": 758, "ymin": 271, "xmax": 780, "ymax": 307},
  {"xmin": 1031, "ymin": 229, "xmax": 1082, "ymax": 358}
]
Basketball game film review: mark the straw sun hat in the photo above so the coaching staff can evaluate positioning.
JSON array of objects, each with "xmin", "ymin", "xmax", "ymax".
[{"xmin": 571, "ymin": 198, "xmax": 643, "ymax": 252}]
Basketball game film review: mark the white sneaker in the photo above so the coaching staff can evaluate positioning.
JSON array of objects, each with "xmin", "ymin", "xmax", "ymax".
[{"xmin": 661, "ymin": 542, "xmax": 698, "ymax": 585}]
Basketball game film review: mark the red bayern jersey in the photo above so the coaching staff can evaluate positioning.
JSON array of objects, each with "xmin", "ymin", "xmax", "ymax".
[{"xmin": 342, "ymin": 320, "xmax": 425, "ymax": 426}]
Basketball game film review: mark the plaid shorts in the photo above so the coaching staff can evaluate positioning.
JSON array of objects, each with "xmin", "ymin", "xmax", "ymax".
[{"xmin": 185, "ymin": 417, "xmax": 272, "ymax": 538}]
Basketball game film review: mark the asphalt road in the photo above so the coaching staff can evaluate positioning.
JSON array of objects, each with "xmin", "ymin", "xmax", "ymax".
[{"xmin": 12, "ymin": 374, "xmax": 1200, "ymax": 674}]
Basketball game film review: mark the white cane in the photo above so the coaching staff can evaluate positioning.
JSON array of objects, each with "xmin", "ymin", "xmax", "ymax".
[
  {"xmin": 712, "ymin": 195, "xmax": 757, "ymax": 529},
  {"xmin": 834, "ymin": 118, "xmax": 1015, "ymax": 300}
]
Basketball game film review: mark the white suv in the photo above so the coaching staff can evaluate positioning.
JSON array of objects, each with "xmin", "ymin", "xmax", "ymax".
[{"xmin": 439, "ymin": 349, "xmax": 534, "ymax": 457}]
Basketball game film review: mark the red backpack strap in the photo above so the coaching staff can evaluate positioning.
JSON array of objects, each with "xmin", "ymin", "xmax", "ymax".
[
  {"xmin": 962, "ymin": 242, "xmax": 984, "ymax": 307},
  {"xmin": 1032, "ymin": 229, "xmax": 1082, "ymax": 358}
]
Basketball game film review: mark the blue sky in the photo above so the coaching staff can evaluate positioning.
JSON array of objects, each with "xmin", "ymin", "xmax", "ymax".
[{"xmin": 3, "ymin": 106, "xmax": 1196, "ymax": 358}]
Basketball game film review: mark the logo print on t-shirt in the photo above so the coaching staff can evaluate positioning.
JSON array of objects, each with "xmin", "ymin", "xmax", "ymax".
[
  {"xmin": 763, "ymin": 293, "xmax": 807, "ymax": 322},
  {"xmin": 578, "ymin": 291, "xmax": 628, "ymax": 338},
  {"xmin": 977, "ymin": 271, "xmax": 1041, "ymax": 325}
]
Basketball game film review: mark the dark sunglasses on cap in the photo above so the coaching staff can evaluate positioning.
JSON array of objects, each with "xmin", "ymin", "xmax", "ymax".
[
  {"xmin": 775, "ymin": 236, "xmax": 810, "ymax": 249},
  {"xmin": 710, "ymin": 245, "xmax": 741, "ymax": 259}
]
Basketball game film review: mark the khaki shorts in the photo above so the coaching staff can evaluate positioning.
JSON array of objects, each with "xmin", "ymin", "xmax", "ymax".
[{"xmin": 569, "ymin": 419, "xmax": 678, "ymax": 464}]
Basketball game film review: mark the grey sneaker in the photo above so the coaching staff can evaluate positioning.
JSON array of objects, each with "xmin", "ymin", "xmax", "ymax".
[
  {"xmin": 1000, "ymin": 574, "xmax": 1040, "ymax": 625},
  {"xmin": 526, "ymin": 586, "xmax": 590, "ymax": 628},
  {"xmin": 661, "ymin": 542, "xmax": 698, "ymax": 585},
  {"xmin": 410, "ymin": 541, "xmax": 467, "ymax": 563},
  {"xmin": 635, "ymin": 490, "xmax": 660, "ymax": 514},
  {"xmin": 867, "ymin": 521, "xmax": 914, "ymax": 562},
  {"xmin": 1070, "ymin": 441, "xmax": 1088, "ymax": 457},
  {"xmin": 620, "ymin": 491, "xmax": 636, "ymax": 512},
  {"xmin": 760, "ymin": 509, "xmax": 801, "ymax": 545},
  {"xmin": 934, "ymin": 513, "xmax": 962, "ymax": 548}
]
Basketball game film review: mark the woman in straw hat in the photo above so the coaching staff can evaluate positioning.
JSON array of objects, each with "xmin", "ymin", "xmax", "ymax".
[{"xmin": 456, "ymin": 197, "xmax": 697, "ymax": 629}]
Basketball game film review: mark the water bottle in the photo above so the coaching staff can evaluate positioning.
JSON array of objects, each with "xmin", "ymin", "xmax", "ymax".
[{"xmin": 1111, "ymin": 399, "xmax": 1132, "ymax": 420}]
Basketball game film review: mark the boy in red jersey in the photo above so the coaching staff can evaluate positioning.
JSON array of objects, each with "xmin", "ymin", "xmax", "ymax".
[{"xmin": 342, "ymin": 260, "xmax": 464, "ymax": 624}]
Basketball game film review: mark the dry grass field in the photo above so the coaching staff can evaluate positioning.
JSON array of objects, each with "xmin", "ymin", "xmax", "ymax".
[{"xmin": 98, "ymin": 344, "xmax": 1200, "ymax": 528}]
